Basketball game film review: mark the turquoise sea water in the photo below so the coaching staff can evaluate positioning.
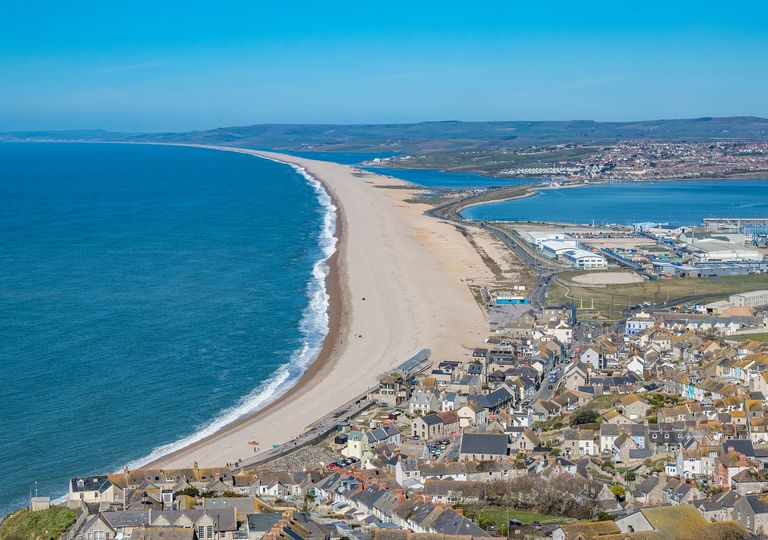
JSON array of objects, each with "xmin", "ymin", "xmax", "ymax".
[
  {"xmin": 0, "ymin": 143, "xmax": 334, "ymax": 514},
  {"xmin": 461, "ymin": 180, "xmax": 768, "ymax": 225}
]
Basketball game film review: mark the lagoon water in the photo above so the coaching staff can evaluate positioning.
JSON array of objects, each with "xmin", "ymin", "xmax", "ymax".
[
  {"xmin": 462, "ymin": 180, "xmax": 768, "ymax": 225},
  {"xmin": 363, "ymin": 166, "xmax": 537, "ymax": 190},
  {"xmin": 253, "ymin": 149, "xmax": 537, "ymax": 189},
  {"xmin": 0, "ymin": 143, "xmax": 333, "ymax": 513}
]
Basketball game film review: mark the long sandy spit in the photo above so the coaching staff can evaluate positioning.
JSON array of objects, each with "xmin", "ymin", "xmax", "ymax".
[{"xmin": 150, "ymin": 148, "xmax": 491, "ymax": 468}]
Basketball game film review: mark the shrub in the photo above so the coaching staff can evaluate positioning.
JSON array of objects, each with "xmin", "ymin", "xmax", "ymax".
[
  {"xmin": 0, "ymin": 507, "xmax": 76, "ymax": 540},
  {"xmin": 175, "ymin": 487, "xmax": 200, "ymax": 497},
  {"xmin": 570, "ymin": 409, "xmax": 600, "ymax": 426},
  {"xmin": 610, "ymin": 484, "xmax": 625, "ymax": 500}
]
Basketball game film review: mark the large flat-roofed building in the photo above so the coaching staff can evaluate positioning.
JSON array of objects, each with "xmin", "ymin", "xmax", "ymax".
[
  {"xmin": 688, "ymin": 240, "xmax": 762, "ymax": 262},
  {"xmin": 653, "ymin": 260, "xmax": 768, "ymax": 278},
  {"xmin": 526, "ymin": 230, "xmax": 574, "ymax": 248},
  {"xmin": 562, "ymin": 248, "xmax": 607, "ymax": 269},
  {"xmin": 730, "ymin": 290, "xmax": 768, "ymax": 308},
  {"xmin": 540, "ymin": 239, "xmax": 580, "ymax": 258}
]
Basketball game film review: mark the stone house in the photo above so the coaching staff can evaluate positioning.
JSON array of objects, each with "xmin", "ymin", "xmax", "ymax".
[{"xmin": 734, "ymin": 494, "xmax": 768, "ymax": 536}]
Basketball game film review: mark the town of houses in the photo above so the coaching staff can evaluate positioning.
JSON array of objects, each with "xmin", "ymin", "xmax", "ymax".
[{"xmin": 20, "ymin": 303, "xmax": 768, "ymax": 540}]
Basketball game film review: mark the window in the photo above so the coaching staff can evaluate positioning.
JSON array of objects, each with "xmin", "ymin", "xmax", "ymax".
[
  {"xmin": 207, "ymin": 526, "xmax": 214, "ymax": 538},
  {"xmin": 198, "ymin": 526, "xmax": 205, "ymax": 538}
]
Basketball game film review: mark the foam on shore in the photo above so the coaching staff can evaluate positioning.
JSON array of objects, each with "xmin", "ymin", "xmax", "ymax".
[{"xmin": 123, "ymin": 161, "xmax": 337, "ymax": 471}]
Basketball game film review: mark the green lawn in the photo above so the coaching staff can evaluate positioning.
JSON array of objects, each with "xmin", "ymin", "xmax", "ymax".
[
  {"xmin": 732, "ymin": 332, "xmax": 768, "ymax": 342},
  {"xmin": 0, "ymin": 507, "xmax": 77, "ymax": 540},
  {"xmin": 477, "ymin": 508, "xmax": 575, "ymax": 528},
  {"xmin": 584, "ymin": 395, "xmax": 616, "ymax": 411},
  {"xmin": 548, "ymin": 273, "xmax": 768, "ymax": 319}
]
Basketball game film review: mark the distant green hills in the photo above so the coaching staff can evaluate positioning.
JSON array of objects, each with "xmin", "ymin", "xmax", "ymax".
[{"xmin": 3, "ymin": 116, "xmax": 768, "ymax": 153}]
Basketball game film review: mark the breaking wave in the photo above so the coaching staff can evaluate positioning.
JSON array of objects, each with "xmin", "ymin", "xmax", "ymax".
[{"xmin": 123, "ymin": 159, "xmax": 337, "ymax": 470}]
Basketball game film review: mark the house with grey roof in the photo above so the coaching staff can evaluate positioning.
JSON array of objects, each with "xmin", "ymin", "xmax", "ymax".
[
  {"xmin": 407, "ymin": 389, "xmax": 439, "ymax": 415},
  {"xmin": 81, "ymin": 508, "xmax": 238, "ymax": 540},
  {"xmin": 131, "ymin": 526, "xmax": 195, "ymax": 540},
  {"xmin": 441, "ymin": 391, "xmax": 460, "ymax": 412},
  {"xmin": 68, "ymin": 475, "xmax": 122, "ymax": 506},
  {"xmin": 82, "ymin": 511, "xmax": 150, "ymax": 540},
  {"xmin": 394, "ymin": 458, "xmax": 421, "ymax": 488},
  {"xmin": 366, "ymin": 425, "xmax": 401, "ymax": 447},
  {"xmin": 429, "ymin": 508, "xmax": 488, "ymax": 536},
  {"xmin": 467, "ymin": 386, "xmax": 514, "ymax": 413},
  {"xmin": 693, "ymin": 489, "xmax": 740, "ymax": 522},
  {"xmin": 458, "ymin": 432, "xmax": 509, "ymax": 461},
  {"xmin": 245, "ymin": 512, "xmax": 283, "ymax": 540},
  {"xmin": 630, "ymin": 476, "xmax": 663, "ymax": 507},
  {"xmin": 411, "ymin": 413, "xmax": 444, "ymax": 440},
  {"xmin": 734, "ymin": 493, "xmax": 768, "ymax": 535}
]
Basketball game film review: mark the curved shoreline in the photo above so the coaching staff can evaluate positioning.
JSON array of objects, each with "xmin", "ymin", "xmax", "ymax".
[
  {"xmin": 143, "ymin": 147, "xmax": 350, "ymax": 469},
  {"xmin": 138, "ymin": 146, "xmax": 491, "ymax": 469}
]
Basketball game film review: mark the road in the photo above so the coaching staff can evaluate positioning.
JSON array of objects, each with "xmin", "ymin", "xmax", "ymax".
[
  {"xmin": 650, "ymin": 292, "xmax": 729, "ymax": 309},
  {"xmin": 484, "ymin": 224, "xmax": 565, "ymax": 308}
]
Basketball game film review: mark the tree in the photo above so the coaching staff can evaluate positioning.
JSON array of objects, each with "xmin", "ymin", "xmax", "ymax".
[{"xmin": 570, "ymin": 409, "xmax": 599, "ymax": 426}]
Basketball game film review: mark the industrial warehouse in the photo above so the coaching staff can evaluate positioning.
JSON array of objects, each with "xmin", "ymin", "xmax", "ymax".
[{"xmin": 511, "ymin": 222, "xmax": 768, "ymax": 280}]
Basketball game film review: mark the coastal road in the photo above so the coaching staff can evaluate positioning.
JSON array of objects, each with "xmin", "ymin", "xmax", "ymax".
[{"xmin": 484, "ymin": 224, "xmax": 564, "ymax": 308}]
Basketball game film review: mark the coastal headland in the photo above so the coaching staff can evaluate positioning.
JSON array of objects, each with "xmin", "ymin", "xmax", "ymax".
[{"xmin": 149, "ymin": 148, "xmax": 492, "ymax": 468}]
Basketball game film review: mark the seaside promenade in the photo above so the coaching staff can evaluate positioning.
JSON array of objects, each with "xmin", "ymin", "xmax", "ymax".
[{"xmin": 149, "ymin": 149, "xmax": 492, "ymax": 469}]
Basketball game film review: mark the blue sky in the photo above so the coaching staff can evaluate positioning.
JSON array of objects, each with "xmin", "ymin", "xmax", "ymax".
[{"xmin": 1, "ymin": 1, "xmax": 766, "ymax": 131}]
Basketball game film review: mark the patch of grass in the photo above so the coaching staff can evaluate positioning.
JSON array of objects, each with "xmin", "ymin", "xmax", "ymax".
[
  {"xmin": 549, "ymin": 273, "xmax": 768, "ymax": 319},
  {"xmin": 532, "ymin": 417, "xmax": 565, "ymax": 432},
  {"xmin": 455, "ymin": 226, "xmax": 503, "ymax": 278},
  {"xmin": 731, "ymin": 332, "xmax": 768, "ymax": 343},
  {"xmin": 474, "ymin": 508, "xmax": 576, "ymax": 530},
  {"xmin": 0, "ymin": 507, "xmax": 77, "ymax": 540},
  {"xmin": 584, "ymin": 395, "xmax": 616, "ymax": 411},
  {"xmin": 591, "ymin": 469, "xmax": 613, "ymax": 481}
]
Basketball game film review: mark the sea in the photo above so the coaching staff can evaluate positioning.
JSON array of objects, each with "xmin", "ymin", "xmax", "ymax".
[
  {"xmin": 0, "ymin": 143, "xmax": 335, "ymax": 514},
  {"xmin": 461, "ymin": 179, "xmax": 768, "ymax": 226}
]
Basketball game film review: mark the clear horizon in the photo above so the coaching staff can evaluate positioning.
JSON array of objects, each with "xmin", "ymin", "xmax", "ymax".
[{"xmin": 1, "ymin": 0, "xmax": 767, "ymax": 131}]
